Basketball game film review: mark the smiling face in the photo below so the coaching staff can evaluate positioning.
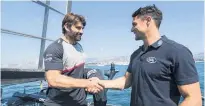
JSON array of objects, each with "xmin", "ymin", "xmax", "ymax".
[
  {"xmin": 70, "ymin": 22, "xmax": 84, "ymax": 41},
  {"xmin": 62, "ymin": 13, "xmax": 86, "ymax": 42},
  {"xmin": 131, "ymin": 5, "xmax": 163, "ymax": 41},
  {"xmin": 131, "ymin": 16, "xmax": 148, "ymax": 41}
]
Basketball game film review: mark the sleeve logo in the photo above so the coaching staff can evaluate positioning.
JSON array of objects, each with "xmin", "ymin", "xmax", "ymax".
[{"xmin": 44, "ymin": 54, "xmax": 53, "ymax": 62}]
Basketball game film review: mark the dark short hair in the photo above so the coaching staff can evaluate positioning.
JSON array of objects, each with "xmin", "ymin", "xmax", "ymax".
[
  {"xmin": 132, "ymin": 4, "xmax": 163, "ymax": 28},
  {"xmin": 62, "ymin": 13, "xmax": 86, "ymax": 34}
]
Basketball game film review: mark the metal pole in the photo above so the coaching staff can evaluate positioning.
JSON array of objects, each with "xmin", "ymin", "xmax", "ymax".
[
  {"xmin": 38, "ymin": 1, "xmax": 50, "ymax": 69},
  {"xmin": 66, "ymin": 1, "xmax": 72, "ymax": 13}
]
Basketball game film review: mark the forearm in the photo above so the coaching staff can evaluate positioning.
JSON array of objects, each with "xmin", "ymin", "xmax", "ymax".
[
  {"xmin": 100, "ymin": 76, "xmax": 129, "ymax": 90},
  {"xmin": 179, "ymin": 96, "xmax": 202, "ymax": 106},
  {"xmin": 48, "ymin": 74, "xmax": 89, "ymax": 88}
]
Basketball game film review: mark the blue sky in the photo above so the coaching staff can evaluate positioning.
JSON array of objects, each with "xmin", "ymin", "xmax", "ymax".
[
  {"xmin": 1, "ymin": 1, "xmax": 204, "ymax": 67},
  {"xmin": 71, "ymin": 1, "xmax": 204, "ymax": 58}
]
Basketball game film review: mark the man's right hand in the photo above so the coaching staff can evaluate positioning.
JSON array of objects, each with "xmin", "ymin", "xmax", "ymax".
[{"xmin": 85, "ymin": 77, "xmax": 104, "ymax": 94}]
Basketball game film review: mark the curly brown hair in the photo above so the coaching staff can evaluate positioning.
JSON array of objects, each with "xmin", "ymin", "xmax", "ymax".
[{"xmin": 62, "ymin": 13, "xmax": 86, "ymax": 34}]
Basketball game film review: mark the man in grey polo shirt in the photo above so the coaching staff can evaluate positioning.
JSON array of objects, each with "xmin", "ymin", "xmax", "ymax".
[
  {"xmin": 96, "ymin": 5, "xmax": 202, "ymax": 106},
  {"xmin": 43, "ymin": 13, "xmax": 106, "ymax": 106}
]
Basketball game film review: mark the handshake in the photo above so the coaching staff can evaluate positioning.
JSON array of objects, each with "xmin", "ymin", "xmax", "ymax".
[{"xmin": 85, "ymin": 77, "xmax": 105, "ymax": 94}]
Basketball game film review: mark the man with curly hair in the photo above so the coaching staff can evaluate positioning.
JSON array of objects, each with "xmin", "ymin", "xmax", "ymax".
[{"xmin": 43, "ymin": 13, "xmax": 107, "ymax": 106}]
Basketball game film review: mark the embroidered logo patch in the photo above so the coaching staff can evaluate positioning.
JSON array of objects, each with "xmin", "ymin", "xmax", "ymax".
[{"xmin": 146, "ymin": 57, "xmax": 157, "ymax": 63}]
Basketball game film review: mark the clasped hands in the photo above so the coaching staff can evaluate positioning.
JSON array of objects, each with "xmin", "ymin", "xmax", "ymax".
[{"xmin": 85, "ymin": 77, "xmax": 104, "ymax": 94}]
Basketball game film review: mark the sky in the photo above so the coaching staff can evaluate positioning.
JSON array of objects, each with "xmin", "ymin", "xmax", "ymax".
[
  {"xmin": 71, "ymin": 1, "xmax": 204, "ymax": 58},
  {"xmin": 1, "ymin": 1, "xmax": 204, "ymax": 68}
]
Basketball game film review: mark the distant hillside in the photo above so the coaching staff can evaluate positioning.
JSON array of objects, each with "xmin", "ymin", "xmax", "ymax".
[
  {"xmin": 86, "ymin": 56, "xmax": 129, "ymax": 65},
  {"xmin": 194, "ymin": 53, "xmax": 204, "ymax": 61},
  {"xmin": 86, "ymin": 53, "xmax": 204, "ymax": 65}
]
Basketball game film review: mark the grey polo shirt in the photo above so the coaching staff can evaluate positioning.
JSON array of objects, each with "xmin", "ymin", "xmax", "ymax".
[{"xmin": 43, "ymin": 38, "xmax": 87, "ymax": 106}]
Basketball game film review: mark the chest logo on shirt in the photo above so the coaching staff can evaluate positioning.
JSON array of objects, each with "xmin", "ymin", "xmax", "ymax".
[{"xmin": 146, "ymin": 57, "xmax": 157, "ymax": 63}]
